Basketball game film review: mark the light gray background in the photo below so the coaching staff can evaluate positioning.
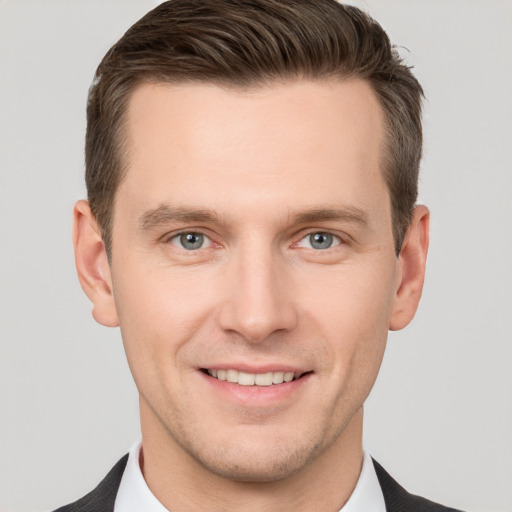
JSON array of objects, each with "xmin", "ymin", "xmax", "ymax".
[{"xmin": 0, "ymin": 1, "xmax": 510, "ymax": 511}]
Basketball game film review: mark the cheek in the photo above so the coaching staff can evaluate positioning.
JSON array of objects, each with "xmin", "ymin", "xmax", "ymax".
[
  {"xmin": 302, "ymin": 258, "xmax": 396, "ymax": 372},
  {"xmin": 111, "ymin": 264, "xmax": 220, "ymax": 371}
]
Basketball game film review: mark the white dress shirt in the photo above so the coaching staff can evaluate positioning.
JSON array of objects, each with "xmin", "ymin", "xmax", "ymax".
[{"xmin": 114, "ymin": 440, "xmax": 385, "ymax": 512}]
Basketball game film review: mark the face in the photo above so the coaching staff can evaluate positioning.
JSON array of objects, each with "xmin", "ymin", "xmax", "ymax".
[{"xmin": 79, "ymin": 79, "xmax": 422, "ymax": 483}]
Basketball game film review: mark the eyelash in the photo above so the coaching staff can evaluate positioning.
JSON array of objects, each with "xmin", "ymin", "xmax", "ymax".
[{"xmin": 164, "ymin": 229, "xmax": 345, "ymax": 252}]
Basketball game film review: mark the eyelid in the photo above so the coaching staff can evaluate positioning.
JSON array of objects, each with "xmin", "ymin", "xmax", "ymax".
[{"xmin": 161, "ymin": 226, "xmax": 207, "ymax": 241}]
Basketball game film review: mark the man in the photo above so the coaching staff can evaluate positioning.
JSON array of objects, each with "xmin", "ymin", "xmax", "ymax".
[{"xmin": 56, "ymin": 0, "xmax": 462, "ymax": 510}]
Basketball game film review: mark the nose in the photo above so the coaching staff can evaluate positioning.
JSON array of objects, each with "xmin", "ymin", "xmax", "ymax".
[{"xmin": 218, "ymin": 244, "xmax": 298, "ymax": 343}]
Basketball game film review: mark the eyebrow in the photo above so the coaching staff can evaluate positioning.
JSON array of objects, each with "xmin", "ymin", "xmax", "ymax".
[
  {"xmin": 138, "ymin": 204, "xmax": 369, "ymax": 231},
  {"xmin": 138, "ymin": 204, "xmax": 220, "ymax": 230},
  {"xmin": 289, "ymin": 206, "xmax": 369, "ymax": 227}
]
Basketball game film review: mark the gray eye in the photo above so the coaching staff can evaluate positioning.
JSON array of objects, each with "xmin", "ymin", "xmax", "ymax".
[
  {"xmin": 178, "ymin": 232, "xmax": 205, "ymax": 250},
  {"xmin": 309, "ymin": 232, "xmax": 334, "ymax": 250}
]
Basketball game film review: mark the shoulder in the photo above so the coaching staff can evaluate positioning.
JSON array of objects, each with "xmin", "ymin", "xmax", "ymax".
[
  {"xmin": 372, "ymin": 459, "xmax": 465, "ymax": 512},
  {"xmin": 52, "ymin": 454, "xmax": 128, "ymax": 512}
]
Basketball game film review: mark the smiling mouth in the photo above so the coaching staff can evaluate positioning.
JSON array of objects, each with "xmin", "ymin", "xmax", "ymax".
[{"xmin": 202, "ymin": 369, "xmax": 308, "ymax": 386}]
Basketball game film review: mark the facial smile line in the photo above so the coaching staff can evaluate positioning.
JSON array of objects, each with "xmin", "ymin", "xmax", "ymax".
[{"xmin": 205, "ymin": 369, "xmax": 303, "ymax": 386}]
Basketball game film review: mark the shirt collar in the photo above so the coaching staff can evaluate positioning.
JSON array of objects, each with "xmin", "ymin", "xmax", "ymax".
[
  {"xmin": 114, "ymin": 440, "xmax": 385, "ymax": 512},
  {"xmin": 114, "ymin": 440, "xmax": 168, "ymax": 512},
  {"xmin": 341, "ymin": 449, "xmax": 386, "ymax": 512}
]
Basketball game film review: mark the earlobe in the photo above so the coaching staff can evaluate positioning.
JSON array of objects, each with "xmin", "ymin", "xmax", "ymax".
[
  {"xmin": 389, "ymin": 205, "xmax": 430, "ymax": 331},
  {"xmin": 73, "ymin": 200, "xmax": 119, "ymax": 327}
]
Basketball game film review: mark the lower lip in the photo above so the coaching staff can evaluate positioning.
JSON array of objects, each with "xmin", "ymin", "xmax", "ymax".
[{"xmin": 199, "ymin": 371, "xmax": 312, "ymax": 407}]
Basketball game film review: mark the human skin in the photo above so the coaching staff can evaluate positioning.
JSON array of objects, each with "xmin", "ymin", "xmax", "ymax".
[{"xmin": 73, "ymin": 79, "xmax": 429, "ymax": 511}]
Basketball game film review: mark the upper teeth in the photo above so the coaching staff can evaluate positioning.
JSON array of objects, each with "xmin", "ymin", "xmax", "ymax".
[{"xmin": 207, "ymin": 369, "xmax": 298, "ymax": 386}]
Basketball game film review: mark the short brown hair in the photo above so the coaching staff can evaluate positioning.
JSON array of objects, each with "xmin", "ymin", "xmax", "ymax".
[{"xmin": 86, "ymin": 0, "xmax": 423, "ymax": 256}]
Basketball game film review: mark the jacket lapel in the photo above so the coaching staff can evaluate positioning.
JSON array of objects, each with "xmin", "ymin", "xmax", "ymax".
[
  {"xmin": 373, "ymin": 459, "xmax": 463, "ymax": 512},
  {"xmin": 52, "ymin": 454, "xmax": 128, "ymax": 512}
]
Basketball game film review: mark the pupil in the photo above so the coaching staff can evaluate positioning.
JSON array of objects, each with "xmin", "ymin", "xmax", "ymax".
[
  {"xmin": 181, "ymin": 233, "xmax": 203, "ymax": 249},
  {"xmin": 311, "ymin": 232, "xmax": 332, "ymax": 249}
]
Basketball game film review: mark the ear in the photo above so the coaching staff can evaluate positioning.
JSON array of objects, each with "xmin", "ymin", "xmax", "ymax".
[
  {"xmin": 73, "ymin": 200, "xmax": 119, "ymax": 327},
  {"xmin": 389, "ymin": 205, "xmax": 430, "ymax": 331}
]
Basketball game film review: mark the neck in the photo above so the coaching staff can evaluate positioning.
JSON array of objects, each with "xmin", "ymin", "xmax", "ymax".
[{"xmin": 139, "ymin": 403, "xmax": 364, "ymax": 512}]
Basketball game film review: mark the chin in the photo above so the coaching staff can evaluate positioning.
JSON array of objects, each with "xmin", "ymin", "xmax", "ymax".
[
  {"xmin": 182, "ymin": 432, "xmax": 328, "ymax": 483},
  {"xmin": 195, "ymin": 448, "xmax": 317, "ymax": 483}
]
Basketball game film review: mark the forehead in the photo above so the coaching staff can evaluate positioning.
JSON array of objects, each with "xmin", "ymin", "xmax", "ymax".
[
  {"xmin": 117, "ymin": 79, "xmax": 388, "ymax": 224},
  {"xmin": 125, "ymin": 79, "xmax": 384, "ymax": 156}
]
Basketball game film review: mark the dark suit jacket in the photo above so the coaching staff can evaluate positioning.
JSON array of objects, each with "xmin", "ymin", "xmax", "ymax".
[{"xmin": 53, "ymin": 455, "xmax": 464, "ymax": 512}]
